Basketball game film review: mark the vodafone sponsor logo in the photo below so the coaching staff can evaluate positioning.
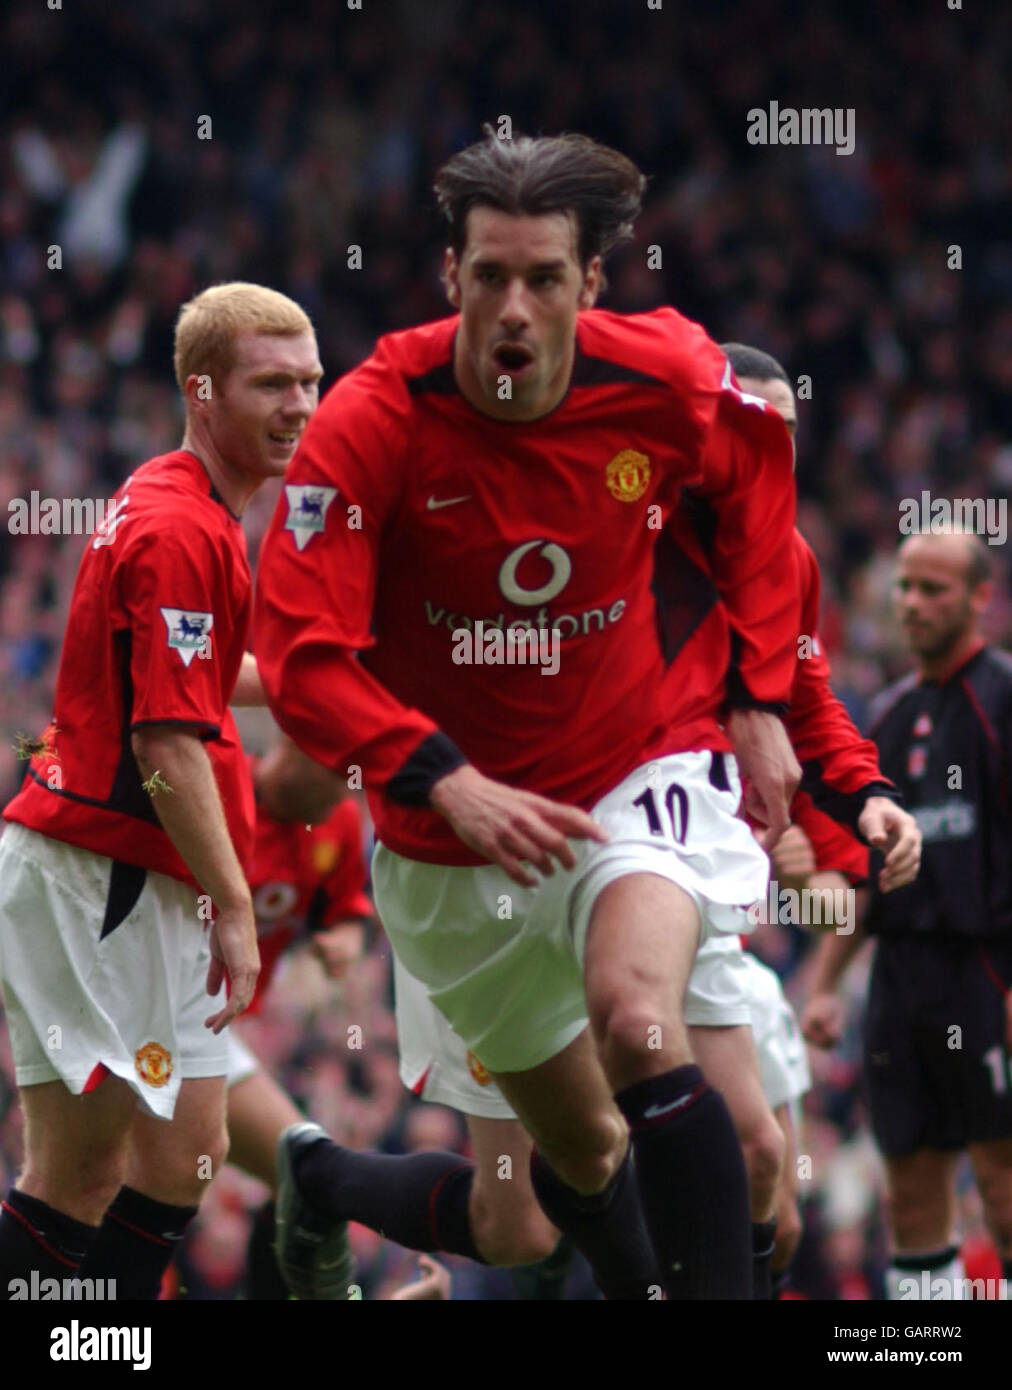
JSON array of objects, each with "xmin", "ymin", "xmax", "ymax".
[
  {"xmin": 424, "ymin": 539, "xmax": 627, "ymax": 643},
  {"xmin": 424, "ymin": 598, "xmax": 626, "ymax": 643}
]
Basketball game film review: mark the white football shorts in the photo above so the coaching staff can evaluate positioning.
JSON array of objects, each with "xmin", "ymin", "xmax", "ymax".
[
  {"xmin": 393, "ymin": 918, "xmax": 809, "ymax": 1121},
  {"xmin": 224, "ymin": 1027, "xmax": 261, "ymax": 1088},
  {"xmin": 0, "ymin": 822, "xmax": 228, "ymax": 1120},
  {"xmin": 740, "ymin": 949, "xmax": 811, "ymax": 1113},
  {"xmin": 373, "ymin": 750, "xmax": 768, "ymax": 1075}
]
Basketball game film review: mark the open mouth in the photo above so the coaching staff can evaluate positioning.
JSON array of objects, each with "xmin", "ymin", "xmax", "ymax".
[
  {"xmin": 493, "ymin": 343, "xmax": 534, "ymax": 371},
  {"xmin": 268, "ymin": 431, "xmax": 299, "ymax": 447}
]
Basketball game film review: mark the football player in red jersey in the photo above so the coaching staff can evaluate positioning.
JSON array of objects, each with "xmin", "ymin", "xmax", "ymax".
[
  {"xmin": 0, "ymin": 283, "xmax": 322, "ymax": 1300},
  {"xmin": 223, "ymin": 739, "xmax": 371, "ymax": 1297},
  {"xmin": 680, "ymin": 344, "xmax": 918, "ymax": 1296},
  {"xmin": 256, "ymin": 130, "xmax": 803, "ymax": 1301}
]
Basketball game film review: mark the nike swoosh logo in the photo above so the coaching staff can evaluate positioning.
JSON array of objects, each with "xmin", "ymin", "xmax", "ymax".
[
  {"xmin": 427, "ymin": 494, "xmax": 471, "ymax": 510},
  {"xmin": 642, "ymin": 1093, "xmax": 696, "ymax": 1120}
]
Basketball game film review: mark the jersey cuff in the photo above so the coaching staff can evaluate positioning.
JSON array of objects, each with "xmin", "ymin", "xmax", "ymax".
[
  {"xmin": 385, "ymin": 732, "xmax": 468, "ymax": 808},
  {"xmin": 130, "ymin": 717, "xmax": 222, "ymax": 741},
  {"xmin": 800, "ymin": 767, "xmax": 900, "ymax": 835},
  {"xmin": 722, "ymin": 698, "xmax": 791, "ymax": 717}
]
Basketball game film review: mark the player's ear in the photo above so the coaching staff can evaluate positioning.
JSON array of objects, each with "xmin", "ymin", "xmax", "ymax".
[
  {"xmin": 970, "ymin": 578, "xmax": 993, "ymax": 618},
  {"xmin": 578, "ymin": 255, "xmax": 602, "ymax": 310},
  {"xmin": 443, "ymin": 248, "xmax": 462, "ymax": 309},
  {"xmin": 183, "ymin": 373, "xmax": 211, "ymax": 416}
]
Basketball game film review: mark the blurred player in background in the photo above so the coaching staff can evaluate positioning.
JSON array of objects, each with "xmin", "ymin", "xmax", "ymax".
[
  {"xmin": 0, "ymin": 283, "xmax": 321, "ymax": 1300},
  {"xmin": 671, "ymin": 343, "xmax": 919, "ymax": 1296},
  {"xmin": 257, "ymin": 128, "xmax": 804, "ymax": 1301},
  {"xmin": 223, "ymin": 736, "xmax": 371, "ymax": 1298},
  {"xmin": 803, "ymin": 529, "xmax": 1012, "ymax": 1299}
]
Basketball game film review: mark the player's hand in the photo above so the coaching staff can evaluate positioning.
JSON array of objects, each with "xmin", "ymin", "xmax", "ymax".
[
  {"xmin": 388, "ymin": 1255, "xmax": 451, "ymax": 1300},
  {"xmin": 727, "ymin": 710, "xmax": 801, "ymax": 849},
  {"xmin": 857, "ymin": 797, "xmax": 921, "ymax": 892},
  {"xmin": 800, "ymin": 992, "xmax": 846, "ymax": 1050},
  {"xmin": 770, "ymin": 823, "xmax": 817, "ymax": 887},
  {"xmin": 429, "ymin": 764, "xmax": 609, "ymax": 887},
  {"xmin": 311, "ymin": 920, "xmax": 366, "ymax": 979},
  {"xmin": 205, "ymin": 899, "xmax": 260, "ymax": 1032}
]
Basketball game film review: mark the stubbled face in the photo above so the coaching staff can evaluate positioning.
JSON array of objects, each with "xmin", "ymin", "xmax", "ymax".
[
  {"xmin": 737, "ymin": 374, "xmax": 798, "ymax": 463},
  {"xmin": 199, "ymin": 330, "xmax": 322, "ymax": 480},
  {"xmin": 444, "ymin": 206, "xmax": 601, "ymax": 421},
  {"xmin": 893, "ymin": 535, "xmax": 984, "ymax": 660}
]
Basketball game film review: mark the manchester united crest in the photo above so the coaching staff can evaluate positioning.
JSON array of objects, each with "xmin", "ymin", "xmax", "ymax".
[
  {"xmin": 466, "ymin": 1050, "xmax": 492, "ymax": 1087},
  {"xmin": 311, "ymin": 837, "xmax": 340, "ymax": 876},
  {"xmin": 606, "ymin": 449, "xmax": 650, "ymax": 502},
  {"xmin": 135, "ymin": 1041, "xmax": 173, "ymax": 1088}
]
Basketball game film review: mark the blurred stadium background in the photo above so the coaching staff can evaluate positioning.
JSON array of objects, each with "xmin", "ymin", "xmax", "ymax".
[{"xmin": 0, "ymin": 0, "xmax": 1009, "ymax": 1298}]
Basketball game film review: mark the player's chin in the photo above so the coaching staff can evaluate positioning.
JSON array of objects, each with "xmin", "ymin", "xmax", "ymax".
[{"xmin": 261, "ymin": 444, "xmax": 298, "ymax": 475}]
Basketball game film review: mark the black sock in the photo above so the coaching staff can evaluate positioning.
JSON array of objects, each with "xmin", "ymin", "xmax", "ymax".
[
  {"xmin": 78, "ymin": 1187, "xmax": 198, "ymax": 1300},
  {"xmin": 244, "ymin": 1200, "xmax": 289, "ymax": 1300},
  {"xmin": 510, "ymin": 1235, "xmax": 575, "ymax": 1301},
  {"xmin": 0, "ymin": 1189, "xmax": 99, "ymax": 1297},
  {"xmin": 771, "ymin": 1267, "xmax": 792, "ymax": 1299},
  {"xmin": 295, "ymin": 1141, "xmax": 484, "ymax": 1262},
  {"xmin": 616, "ymin": 1065, "xmax": 752, "ymax": 1299},
  {"xmin": 530, "ymin": 1149, "xmax": 662, "ymax": 1300},
  {"xmin": 752, "ymin": 1219, "xmax": 778, "ymax": 1299},
  {"xmin": 1003, "ymin": 1259, "xmax": 1012, "ymax": 1286}
]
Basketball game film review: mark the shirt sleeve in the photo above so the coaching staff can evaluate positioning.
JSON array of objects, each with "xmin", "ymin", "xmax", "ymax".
[
  {"xmin": 119, "ymin": 525, "xmax": 235, "ymax": 736},
  {"xmin": 790, "ymin": 789, "xmax": 871, "ymax": 884},
  {"xmin": 253, "ymin": 356, "xmax": 461, "ymax": 795},
  {"xmin": 688, "ymin": 366, "xmax": 800, "ymax": 712},
  {"xmin": 788, "ymin": 538, "xmax": 898, "ymax": 831}
]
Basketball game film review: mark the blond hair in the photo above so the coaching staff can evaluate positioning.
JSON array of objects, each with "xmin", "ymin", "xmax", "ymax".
[{"xmin": 173, "ymin": 282, "xmax": 314, "ymax": 393}]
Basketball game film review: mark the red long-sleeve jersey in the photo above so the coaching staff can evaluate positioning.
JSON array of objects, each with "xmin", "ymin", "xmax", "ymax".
[
  {"xmin": 253, "ymin": 308, "xmax": 798, "ymax": 863},
  {"xmin": 787, "ymin": 532, "xmax": 895, "ymax": 834}
]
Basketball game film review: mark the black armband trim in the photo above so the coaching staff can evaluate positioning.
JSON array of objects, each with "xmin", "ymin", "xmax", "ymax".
[
  {"xmin": 385, "ymin": 732, "xmax": 468, "ymax": 808},
  {"xmin": 800, "ymin": 763, "xmax": 901, "ymax": 835}
]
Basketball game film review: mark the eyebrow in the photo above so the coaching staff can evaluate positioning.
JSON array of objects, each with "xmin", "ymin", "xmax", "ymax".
[
  {"xmin": 471, "ymin": 257, "xmax": 569, "ymax": 272},
  {"xmin": 248, "ymin": 366, "xmax": 323, "ymax": 381}
]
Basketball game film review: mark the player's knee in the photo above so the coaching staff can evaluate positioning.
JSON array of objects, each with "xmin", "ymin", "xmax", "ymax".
[
  {"xmin": 471, "ymin": 1205, "xmax": 559, "ymax": 1267},
  {"xmin": 741, "ymin": 1113, "xmax": 785, "ymax": 1205},
  {"xmin": 21, "ymin": 1158, "xmax": 125, "ymax": 1224},
  {"xmin": 67, "ymin": 1160, "xmax": 128, "ymax": 1215},
  {"xmin": 539, "ymin": 1113, "xmax": 628, "ymax": 1196},
  {"xmin": 154, "ymin": 1124, "xmax": 229, "ymax": 1205},
  {"xmin": 196, "ymin": 1125, "xmax": 230, "ymax": 1187},
  {"xmin": 596, "ymin": 997, "xmax": 681, "ymax": 1069}
]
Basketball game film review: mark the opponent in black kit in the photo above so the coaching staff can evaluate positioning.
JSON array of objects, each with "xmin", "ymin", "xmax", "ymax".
[{"xmin": 803, "ymin": 529, "xmax": 1012, "ymax": 1300}]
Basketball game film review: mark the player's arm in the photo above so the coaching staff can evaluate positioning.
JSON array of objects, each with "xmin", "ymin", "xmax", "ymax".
[
  {"xmin": 132, "ymin": 726, "xmax": 257, "ymax": 1029},
  {"xmin": 254, "ymin": 736, "xmax": 348, "ymax": 823},
  {"xmin": 786, "ymin": 541, "xmax": 920, "ymax": 890},
  {"xmin": 799, "ymin": 892, "xmax": 869, "ymax": 1050},
  {"xmin": 692, "ymin": 376, "xmax": 802, "ymax": 844},
  {"xmin": 229, "ymin": 652, "xmax": 265, "ymax": 706},
  {"xmin": 121, "ymin": 525, "xmax": 259, "ymax": 1029},
  {"xmin": 254, "ymin": 366, "xmax": 607, "ymax": 885}
]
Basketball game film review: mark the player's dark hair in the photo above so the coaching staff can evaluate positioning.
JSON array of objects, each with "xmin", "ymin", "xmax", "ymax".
[
  {"xmin": 720, "ymin": 343, "xmax": 790, "ymax": 386},
  {"xmin": 434, "ymin": 127, "xmax": 645, "ymax": 268}
]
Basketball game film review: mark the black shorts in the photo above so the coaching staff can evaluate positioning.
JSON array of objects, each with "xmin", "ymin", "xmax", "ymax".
[{"xmin": 864, "ymin": 935, "xmax": 1012, "ymax": 1157}]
